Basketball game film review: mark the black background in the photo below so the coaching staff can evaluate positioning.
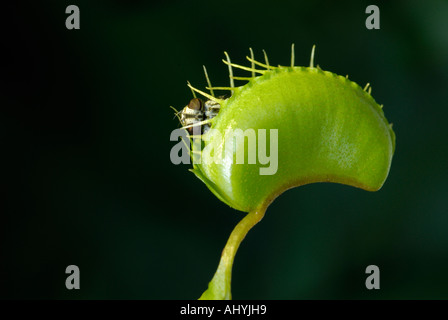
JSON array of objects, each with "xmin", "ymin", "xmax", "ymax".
[{"xmin": 2, "ymin": 0, "xmax": 448, "ymax": 299}]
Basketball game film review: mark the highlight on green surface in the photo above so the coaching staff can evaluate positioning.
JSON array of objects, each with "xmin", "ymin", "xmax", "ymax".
[{"xmin": 172, "ymin": 45, "xmax": 396, "ymax": 300}]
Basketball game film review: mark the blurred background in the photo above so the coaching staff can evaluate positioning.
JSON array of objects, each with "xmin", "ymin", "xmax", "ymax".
[{"xmin": 2, "ymin": 0, "xmax": 447, "ymax": 299}]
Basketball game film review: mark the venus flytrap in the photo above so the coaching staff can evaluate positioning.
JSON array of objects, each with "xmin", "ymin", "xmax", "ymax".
[{"xmin": 171, "ymin": 45, "xmax": 395, "ymax": 300}]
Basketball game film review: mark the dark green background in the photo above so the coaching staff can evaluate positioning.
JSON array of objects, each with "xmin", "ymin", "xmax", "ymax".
[{"xmin": 2, "ymin": 0, "xmax": 448, "ymax": 299}]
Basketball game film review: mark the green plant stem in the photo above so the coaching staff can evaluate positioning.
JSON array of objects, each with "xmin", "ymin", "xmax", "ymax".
[{"xmin": 199, "ymin": 206, "xmax": 267, "ymax": 300}]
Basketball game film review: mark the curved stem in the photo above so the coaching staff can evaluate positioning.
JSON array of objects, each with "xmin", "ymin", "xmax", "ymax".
[{"xmin": 199, "ymin": 206, "xmax": 267, "ymax": 300}]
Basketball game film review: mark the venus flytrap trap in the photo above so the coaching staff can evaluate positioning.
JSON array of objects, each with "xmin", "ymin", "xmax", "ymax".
[{"xmin": 170, "ymin": 45, "xmax": 395, "ymax": 300}]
